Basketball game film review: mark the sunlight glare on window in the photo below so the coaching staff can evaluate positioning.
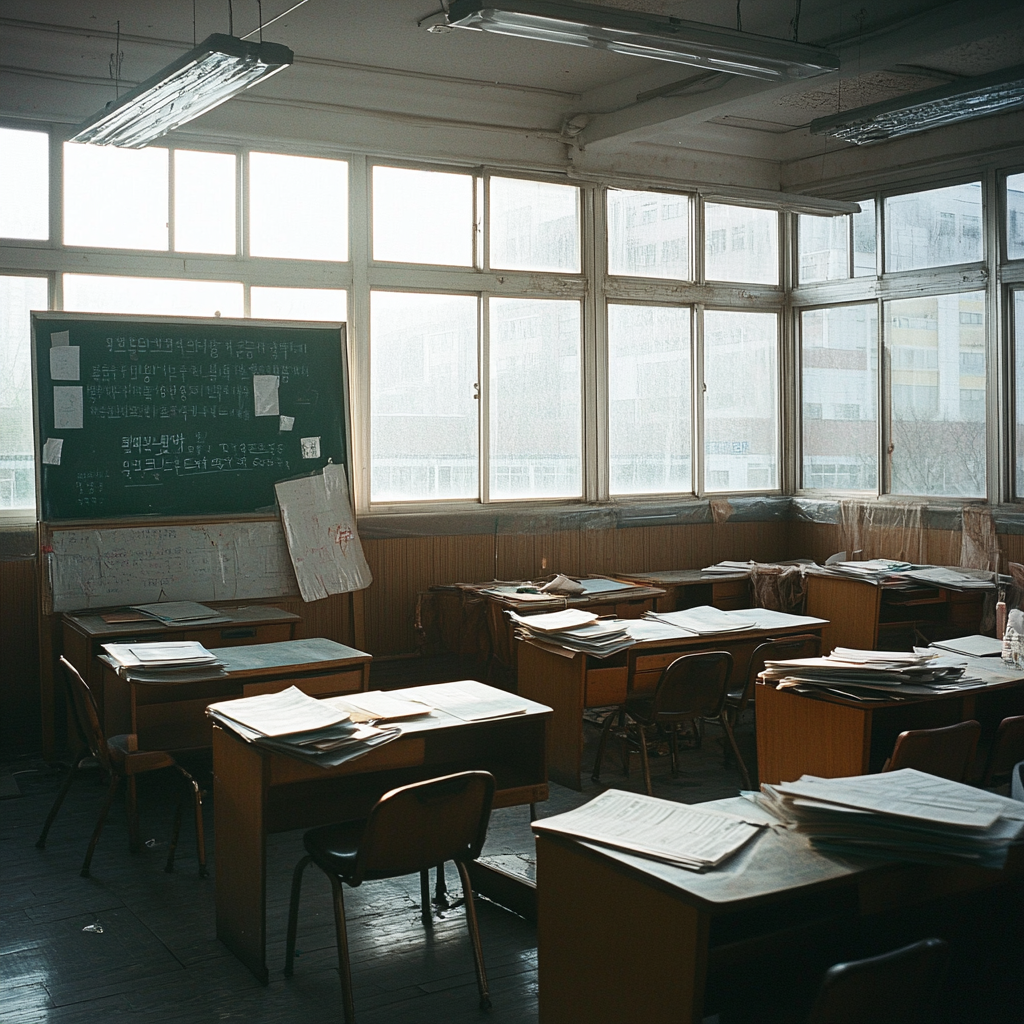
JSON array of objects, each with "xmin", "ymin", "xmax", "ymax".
[
  {"xmin": 174, "ymin": 150, "xmax": 236, "ymax": 254},
  {"xmin": 63, "ymin": 274, "xmax": 243, "ymax": 318},
  {"xmin": 250, "ymin": 287, "xmax": 347, "ymax": 322},
  {"xmin": 0, "ymin": 128, "xmax": 48, "ymax": 240},
  {"xmin": 490, "ymin": 178, "xmax": 580, "ymax": 273}
]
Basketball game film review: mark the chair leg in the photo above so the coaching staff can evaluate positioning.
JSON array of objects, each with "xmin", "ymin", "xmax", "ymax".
[
  {"xmin": 165, "ymin": 783, "xmax": 186, "ymax": 873},
  {"xmin": 719, "ymin": 715, "xmax": 752, "ymax": 790},
  {"xmin": 592, "ymin": 707, "xmax": 620, "ymax": 782},
  {"xmin": 420, "ymin": 869, "xmax": 432, "ymax": 925},
  {"xmin": 637, "ymin": 723, "xmax": 653, "ymax": 796},
  {"xmin": 435, "ymin": 863, "xmax": 449, "ymax": 908},
  {"xmin": 328, "ymin": 875, "xmax": 356, "ymax": 1024},
  {"xmin": 669, "ymin": 724, "xmax": 680, "ymax": 777},
  {"xmin": 126, "ymin": 775, "xmax": 141, "ymax": 853},
  {"xmin": 456, "ymin": 860, "xmax": 491, "ymax": 1011},
  {"xmin": 178, "ymin": 766, "xmax": 207, "ymax": 877},
  {"xmin": 36, "ymin": 756, "xmax": 83, "ymax": 849},
  {"xmin": 284, "ymin": 855, "xmax": 312, "ymax": 977},
  {"xmin": 81, "ymin": 772, "xmax": 121, "ymax": 878}
]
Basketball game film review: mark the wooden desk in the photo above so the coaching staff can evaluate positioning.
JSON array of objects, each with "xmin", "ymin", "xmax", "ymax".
[
  {"xmin": 100, "ymin": 638, "xmax": 371, "ymax": 751},
  {"xmin": 614, "ymin": 569, "xmax": 751, "ymax": 613},
  {"xmin": 213, "ymin": 682, "xmax": 551, "ymax": 982},
  {"xmin": 517, "ymin": 609, "xmax": 827, "ymax": 789},
  {"xmin": 804, "ymin": 574, "xmax": 987, "ymax": 653},
  {"xmin": 535, "ymin": 796, "xmax": 1024, "ymax": 1024},
  {"xmin": 756, "ymin": 655, "xmax": 1024, "ymax": 785},
  {"xmin": 63, "ymin": 604, "xmax": 301, "ymax": 726}
]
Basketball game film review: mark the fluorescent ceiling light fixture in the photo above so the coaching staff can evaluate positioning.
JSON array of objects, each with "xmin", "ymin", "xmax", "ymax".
[
  {"xmin": 810, "ymin": 63, "xmax": 1024, "ymax": 144},
  {"xmin": 446, "ymin": 0, "xmax": 839, "ymax": 80},
  {"xmin": 70, "ymin": 33, "xmax": 293, "ymax": 148}
]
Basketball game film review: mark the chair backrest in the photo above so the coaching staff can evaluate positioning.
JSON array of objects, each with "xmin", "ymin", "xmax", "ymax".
[
  {"xmin": 982, "ymin": 715, "xmax": 1024, "ymax": 786},
  {"xmin": 59, "ymin": 656, "xmax": 114, "ymax": 772},
  {"xmin": 884, "ymin": 719, "xmax": 980, "ymax": 782},
  {"xmin": 651, "ymin": 651, "xmax": 733, "ymax": 720},
  {"xmin": 807, "ymin": 937, "xmax": 949, "ymax": 1024},
  {"xmin": 738, "ymin": 633, "xmax": 822, "ymax": 702},
  {"xmin": 354, "ymin": 771, "xmax": 495, "ymax": 883}
]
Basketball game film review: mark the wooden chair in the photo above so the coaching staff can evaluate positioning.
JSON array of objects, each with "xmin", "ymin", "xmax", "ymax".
[
  {"xmin": 35, "ymin": 656, "xmax": 206, "ymax": 878},
  {"xmin": 592, "ymin": 651, "xmax": 738, "ymax": 793},
  {"xmin": 881, "ymin": 719, "xmax": 980, "ymax": 782},
  {"xmin": 284, "ymin": 770, "xmax": 495, "ymax": 1023},
  {"xmin": 724, "ymin": 633, "xmax": 822, "ymax": 727},
  {"xmin": 981, "ymin": 715, "xmax": 1024, "ymax": 787},
  {"xmin": 807, "ymin": 937, "xmax": 949, "ymax": 1024}
]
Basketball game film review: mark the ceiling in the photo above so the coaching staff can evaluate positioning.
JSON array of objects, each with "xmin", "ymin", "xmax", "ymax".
[{"xmin": 2, "ymin": 0, "xmax": 1024, "ymax": 193}]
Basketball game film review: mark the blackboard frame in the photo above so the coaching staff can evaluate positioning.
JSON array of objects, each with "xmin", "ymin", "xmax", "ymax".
[{"xmin": 32, "ymin": 311, "xmax": 351, "ymax": 523}]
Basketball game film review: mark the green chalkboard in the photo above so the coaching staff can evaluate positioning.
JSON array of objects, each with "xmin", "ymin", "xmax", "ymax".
[{"xmin": 32, "ymin": 312, "xmax": 350, "ymax": 521}]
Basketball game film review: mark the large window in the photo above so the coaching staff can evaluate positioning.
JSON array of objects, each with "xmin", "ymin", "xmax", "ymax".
[
  {"xmin": 704, "ymin": 203, "xmax": 778, "ymax": 285},
  {"xmin": 489, "ymin": 177, "xmax": 580, "ymax": 273},
  {"xmin": 607, "ymin": 190, "xmax": 690, "ymax": 280},
  {"xmin": 885, "ymin": 182, "xmax": 982, "ymax": 272},
  {"xmin": 0, "ymin": 128, "xmax": 48, "ymax": 240}
]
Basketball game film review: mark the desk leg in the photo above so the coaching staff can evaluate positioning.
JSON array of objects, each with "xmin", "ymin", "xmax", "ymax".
[
  {"xmin": 536, "ymin": 834, "xmax": 707, "ymax": 1024},
  {"xmin": 518, "ymin": 643, "xmax": 586, "ymax": 790},
  {"xmin": 756, "ymin": 684, "xmax": 871, "ymax": 785},
  {"xmin": 214, "ymin": 727, "xmax": 270, "ymax": 983}
]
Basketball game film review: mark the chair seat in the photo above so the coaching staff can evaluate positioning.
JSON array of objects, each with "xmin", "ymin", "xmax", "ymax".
[
  {"xmin": 303, "ymin": 819, "xmax": 367, "ymax": 879},
  {"xmin": 107, "ymin": 734, "xmax": 177, "ymax": 775}
]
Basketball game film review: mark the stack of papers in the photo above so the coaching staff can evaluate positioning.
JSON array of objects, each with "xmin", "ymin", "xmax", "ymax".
[
  {"xmin": 701, "ymin": 560, "xmax": 753, "ymax": 575},
  {"xmin": 323, "ymin": 690, "xmax": 434, "ymax": 723},
  {"xmin": 102, "ymin": 641, "xmax": 225, "ymax": 680},
  {"xmin": 532, "ymin": 789, "xmax": 765, "ymax": 872},
  {"xmin": 889, "ymin": 566, "xmax": 998, "ymax": 591},
  {"xmin": 207, "ymin": 686, "xmax": 400, "ymax": 768},
  {"xmin": 760, "ymin": 647, "xmax": 976, "ymax": 700},
  {"xmin": 509, "ymin": 609, "xmax": 635, "ymax": 658},
  {"xmin": 129, "ymin": 601, "xmax": 231, "ymax": 625},
  {"xmin": 929, "ymin": 635, "xmax": 1004, "ymax": 658},
  {"xmin": 752, "ymin": 769, "xmax": 1024, "ymax": 868},
  {"xmin": 417, "ymin": 680, "xmax": 529, "ymax": 721},
  {"xmin": 806, "ymin": 560, "xmax": 1003, "ymax": 592},
  {"xmin": 644, "ymin": 605, "xmax": 757, "ymax": 636}
]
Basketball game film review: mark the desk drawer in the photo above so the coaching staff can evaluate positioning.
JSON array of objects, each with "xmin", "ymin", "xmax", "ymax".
[
  {"xmin": 242, "ymin": 668, "xmax": 365, "ymax": 698},
  {"xmin": 585, "ymin": 668, "xmax": 626, "ymax": 707},
  {"xmin": 712, "ymin": 579, "xmax": 751, "ymax": 609},
  {"xmin": 183, "ymin": 623, "xmax": 293, "ymax": 646}
]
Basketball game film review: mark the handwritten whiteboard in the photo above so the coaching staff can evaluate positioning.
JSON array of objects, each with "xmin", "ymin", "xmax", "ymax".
[{"xmin": 44, "ymin": 521, "xmax": 299, "ymax": 613}]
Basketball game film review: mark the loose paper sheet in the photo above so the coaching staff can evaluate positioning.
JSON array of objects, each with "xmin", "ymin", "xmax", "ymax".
[
  {"xmin": 50, "ymin": 330, "xmax": 69, "ymax": 347},
  {"xmin": 49, "ymin": 345, "xmax": 80, "ymax": 381},
  {"xmin": 53, "ymin": 386, "xmax": 83, "ymax": 429},
  {"xmin": 279, "ymin": 415, "xmax": 295, "ymax": 431},
  {"xmin": 300, "ymin": 436, "xmax": 321, "ymax": 459},
  {"xmin": 274, "ymin": 464, "xmax": 371, "ymax": 601},
  {"xmin": 41, "ymin": 438, "xmax": 64, "ymax": 466},
  {"xmin": 253, "ymin": 375, "xmax": 280, "ymax": 416}
]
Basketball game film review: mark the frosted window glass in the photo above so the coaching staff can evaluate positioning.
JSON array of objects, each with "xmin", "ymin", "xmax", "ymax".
[
  {"xmin": 174, "ymin": 150, "xmax": 236, "ymax": 254},
  {"xmin": 63, "ymin": 274, "xmax": 243, "ymax": 318},
  {"xmin": 63, "ymin": 143, "xmax": 168, "ymax": 250},
  {"xmin": 0, "ymin": 128, "xmax": 48, "ymax": 239},
  {"xmin": 490, "ymin": 178, "xmax": 580, "ymax": 273},
  {"xmin": 489, "ymin": 297, "xmax": 581, "ymax": 498},
  {"xmin": 1008, "ymin": 173, "xmax": 1024, "ymax": 261},
  {"xmin": 370, "ymin": 291, "xmax": 478, "ymax": 502},
  {"xmin": 1016, "ymin": 291, "xmax": 1024, "ymax": 495},
  {"xmin": 887, "ymin": 292, "xmax": 985, "ymax": 497},
  {"xmin": 0, "ymin": 276, "xmax": 48, "ymax": 509},
  {"xmin": 801, "ymin": 304, "xmax": 878, "ymax": 492},
  {"xmin": 607, "ymin": 190, "xmax": 689, "ymax": 280},
  {"xmin": 798, "ymin": 214, "xmax": 848, "ymax": 283},
  {"xmin": 608, "ymin": 304, "xmax": 691, "ymax": 494},
  {"xmin": 251, "ymin": 287, "xmax": 347, "ymax": 322},
  {"xmin": 703, "ymin": 310, "xmax": 778, "ymax": 491},
  {"xmin": 885, "ymin": 182, "xmax": 982, "ymax": 272},
  {"xmin": 704, "ymin": 203, "xmax": 778, "ymax": 285},
  {"xmin": 853, "ymin": 198, "xmax": 876, "ymax": 277},
  {"xmin": 249, "ymin": 152, "xmax": 347, "ymax": 261},
  {"xmin": 373, "ymin": 166, "xmax": 473, "ymax": 266}
]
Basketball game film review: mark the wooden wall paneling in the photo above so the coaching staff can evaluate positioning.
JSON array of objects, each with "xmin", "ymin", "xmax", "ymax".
[{"xmin": 1, "ymin": 558, "xmax": 42, "ymax": 755}]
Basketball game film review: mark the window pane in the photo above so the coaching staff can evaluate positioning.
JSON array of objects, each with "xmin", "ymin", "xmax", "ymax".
[
  {"xmin": 704, "ymin": 203, "xmax": 778, "ymax": 285},
  {"xmin": 0, "ymin": 276, "xmax": 48, "ymax": 509},
  {"xmin": 249, "ymin": 152, "xmax": 347, "ymax": 261},
  {"xmin": 490, "ymin": 298, "xmax": 581, "ymax": 498},
  {"xmin": 63, "ymin": 274, "xmax": 243, "ymax": 318},
  {"xmin": 853, "ymin": 198, "xmax": 876, "ymax": 277},
  {"xmin": 1008, "ymin": 173, "xmax": 1024, "ymax": 261},
  {"xmin": 373, "ymin": 166, "xmax": 473, "ymax": 266},
  {"xmin": 704, "ymin": 310, "xmax": 778, "ymax": 491},
  {"xmin": 0, "ymin": 128, "xmax": 48, "ymax": 239},
  {"xmin": 801, "ymin": 304, "xmax": 878, "ymax": 492},
  {"xmin": 64, "ymin": 143, "xmax": 168, "ymax": 250},
  {"xmin": 798, "ymin": 214, "xmax": 848, "ymax": 283},
  {"xmin": 490, "ymin": 178, "xmax": 580, "ymax": 273},
  {"xmin": 174, "ymin": 150, "xmax": 236, "ymax": 254},
  {"xmin": 370, "ymin": 292, "xmax": 478, "ymax": 502},
  {"xmin": 884, "ymin": 182, "xmax": 982, "ymax": 272},
  {"xmin": 1017, "ymin": 291, "xmax": 1024, "ymax": 495},
  {"xmin": 887, "ymin": 291, "xmax": 985, "ymax": 497},
  {"xmin": 608, "ymin": 304, "xmax": 691, "ymax": 495},
  {"xmin": 251, "ymin": 287, "xmax": 346, "ymax": 322},
  {"xmin": 607, "ymin": 190, "xmax": 689, "ymax": 280}
]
